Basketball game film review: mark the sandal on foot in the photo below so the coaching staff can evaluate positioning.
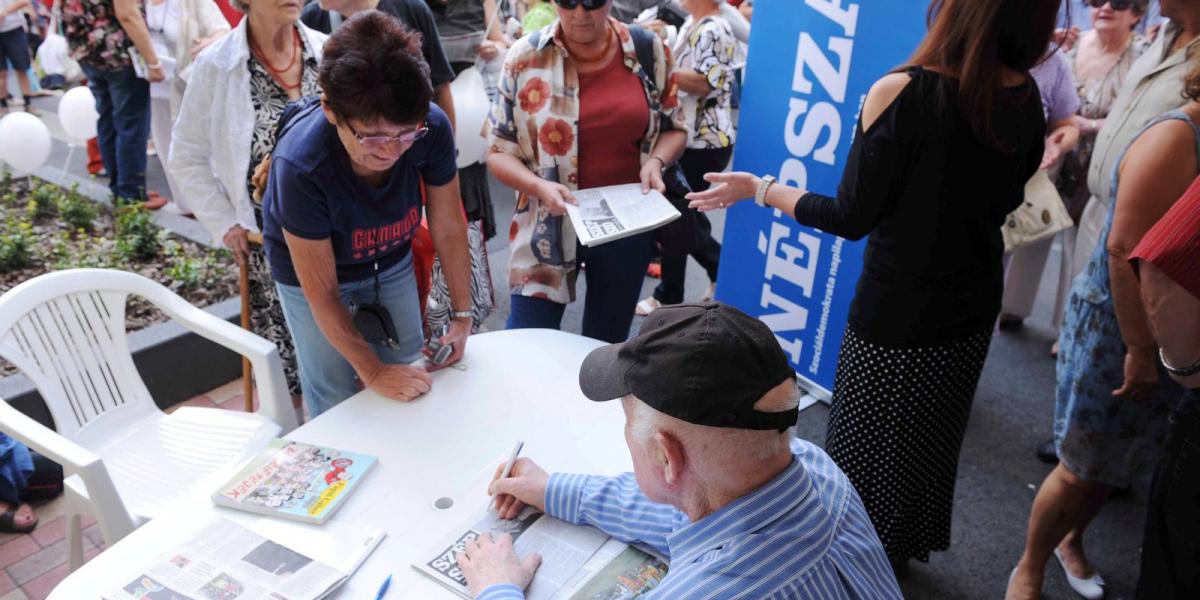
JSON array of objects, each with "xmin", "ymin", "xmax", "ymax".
[
  {"xmin": 0, "ymin": 504, "xmax": 38, "ymax": 534},
  {"xmin": 1054, "ymin": 548, "xmax": 1104, "ymax": 599}
]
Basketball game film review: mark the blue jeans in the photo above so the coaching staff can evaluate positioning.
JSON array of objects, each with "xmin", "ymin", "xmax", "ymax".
[
  {"xmin": 506, "ymin": 232, "xmax": 654, "ymax": 343},
  {"xmin": 81, "ymin": 64, "xmax": 149, "ymax": 201},
  {"xmin": 276, "ymin": 254, "xmax": 424, "ymax": 417}
]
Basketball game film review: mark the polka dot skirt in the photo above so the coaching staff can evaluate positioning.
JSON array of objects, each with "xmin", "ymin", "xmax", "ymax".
[{"xmin": 825, "ymin": 327, "xmax": 993, "ymax": 562}]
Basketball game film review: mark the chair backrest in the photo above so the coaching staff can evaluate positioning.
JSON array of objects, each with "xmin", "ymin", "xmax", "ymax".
[{"xmin": 0, "ymin": 270, "xmax": 160, "ymax": 443}]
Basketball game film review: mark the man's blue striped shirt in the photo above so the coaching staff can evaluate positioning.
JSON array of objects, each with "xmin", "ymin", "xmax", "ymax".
[{"xmin": 477, "ymin": 439, "xmax": 901, "ymax": 599}]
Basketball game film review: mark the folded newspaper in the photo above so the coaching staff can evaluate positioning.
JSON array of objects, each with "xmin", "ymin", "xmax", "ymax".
[
  {"xmin": 414, "ymin": 506, "xmax": 668, "ymax": 599},
  {"xmin": 565, "ymin": 184, "xmax": 681, "ymax": 247},
  {"xmin": 104, "ymin": 516, "xmax": 384, "ymax": 600}
]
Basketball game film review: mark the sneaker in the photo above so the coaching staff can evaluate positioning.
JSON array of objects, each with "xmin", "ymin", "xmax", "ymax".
[{"xmin": 635, "ymin": 296, "xmax": 662, "ymax": 317}]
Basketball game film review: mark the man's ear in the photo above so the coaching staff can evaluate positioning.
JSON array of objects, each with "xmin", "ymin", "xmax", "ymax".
[
  {"xmin": 320, "ymin": 95, "xmax": 336, "ymax": 124},
  {"xmin": 654, "ymin": 430, "xmax": 687, "ymax": 487}
]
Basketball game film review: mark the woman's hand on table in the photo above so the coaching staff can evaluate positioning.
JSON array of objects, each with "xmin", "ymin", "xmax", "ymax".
[
  {"xmin": 489, "ymin": 457, "xmax": 549, "ymax": 520},
  {"xmin": 456, "ymin": 532, "xmax": 542, "ymax": 597},
  {"xmin": 534, "ymin": 180, "xmax": 577, "ymax": 216},
  {"xmin": 424, "ymin": 317, "xmax": 471, "ymax": 371},
  {"xmin": 362, "ymin": 363, "xmax": 433, "ymax": 402},
  {"xmin": 687, "ymin": 171, "xmax": 759, "ymax": 212}
]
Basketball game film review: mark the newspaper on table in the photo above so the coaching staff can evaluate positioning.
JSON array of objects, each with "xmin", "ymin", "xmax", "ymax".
[
  {"xmin": 104, "ymin": 516, "xmax": 384, "ymax": 600},
  {"xmin": 413, "ymin": 506, "xmax": 668, "ymax": 599},
  {"xmin": 565, "ymin": 184, "xmax": 681, "ymax": 247}
]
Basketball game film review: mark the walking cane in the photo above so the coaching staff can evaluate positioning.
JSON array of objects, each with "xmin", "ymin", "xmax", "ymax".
[{"xmin": 240, "ymin": 232, "xmax": 264, "ymax": 413}]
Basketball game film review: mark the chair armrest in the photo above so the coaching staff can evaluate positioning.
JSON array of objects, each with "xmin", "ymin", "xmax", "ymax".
[
  {"xmin": 0, "ymin": 401, "xmax": 138, "ymax": 542},
  {"xmin": 139, "ymin": 292, "xmax": 299, "ymax": 434}
]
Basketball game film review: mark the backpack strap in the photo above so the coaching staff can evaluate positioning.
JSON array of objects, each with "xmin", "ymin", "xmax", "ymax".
[{"xmin": 274, "ymin": 95, "xmax": 323, "ymax": 147}]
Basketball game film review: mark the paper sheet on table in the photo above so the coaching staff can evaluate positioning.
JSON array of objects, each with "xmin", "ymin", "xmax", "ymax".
[{"xmin": 565, "ymin": 184, "xmax": 681, "ymax": 247}]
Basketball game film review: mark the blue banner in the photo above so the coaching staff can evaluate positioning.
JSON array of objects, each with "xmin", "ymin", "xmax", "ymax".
[{"xmin": 715, "ymin": 1, "xmax": 925, "ymax": 397}]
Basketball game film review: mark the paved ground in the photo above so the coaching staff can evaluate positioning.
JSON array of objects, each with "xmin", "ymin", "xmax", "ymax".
[{"xmin": 6, "ymin": 92, "xmax": 1150, "ymax": 599}]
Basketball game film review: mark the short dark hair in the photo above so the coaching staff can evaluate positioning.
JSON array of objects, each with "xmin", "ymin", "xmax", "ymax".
[{"xmin": 319, "ymin": 11, "xmax": 433, "ymax": 126}]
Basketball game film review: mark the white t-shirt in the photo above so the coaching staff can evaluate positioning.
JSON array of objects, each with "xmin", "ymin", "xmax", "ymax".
[
  {"xmin": 145, "ymin": 0, "xmax": 181, "ymax": 58},
  {"xmin": 0, "ymin": 0, "xmax": 27, "ymax": 34}
]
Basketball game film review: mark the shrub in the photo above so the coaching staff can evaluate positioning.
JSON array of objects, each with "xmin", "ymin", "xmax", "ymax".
[
  {"xmin": 0, "ymin": 218, "xmax": 34, "ymax": 272},
  {"xmin": 56, "ymin": 185, "xmax": 99, "ymax": 232},
  {"xmin": 25, "ymin": 184, "xmax": 60, "ymax": 221},
  {"xmin": 115, "ymin": 205, "xmax": 162, "ymax": 261}
]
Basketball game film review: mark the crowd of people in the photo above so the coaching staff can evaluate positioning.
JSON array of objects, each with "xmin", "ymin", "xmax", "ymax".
[{"xmin": 1, "ymin": 0, "xmax": 1196, "ymax": 597}]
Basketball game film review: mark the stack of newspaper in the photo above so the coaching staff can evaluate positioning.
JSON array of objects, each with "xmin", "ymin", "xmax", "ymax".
[{"xmin": 104, "ymin": 516, "xmax": 384, "ymax": 600}]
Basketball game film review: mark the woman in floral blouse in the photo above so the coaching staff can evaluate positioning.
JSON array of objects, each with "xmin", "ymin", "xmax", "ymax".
[{"xmin": 486, "ymin": 0, "xmax": 687, "ymax": 343}]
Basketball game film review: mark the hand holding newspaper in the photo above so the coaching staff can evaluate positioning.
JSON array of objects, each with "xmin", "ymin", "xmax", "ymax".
[{"xmin": 564, "ymin": 184, "xmax": 680, "ymax": 247}]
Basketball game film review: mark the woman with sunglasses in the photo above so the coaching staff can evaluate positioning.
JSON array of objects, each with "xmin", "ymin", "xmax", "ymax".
[
  {"xmin": 259, "ymin": 12, "xmax": 474, "ymax": 417},
  {"xmin": 487, "ymin": 0, "xmax": 688, "ymax": 343}
]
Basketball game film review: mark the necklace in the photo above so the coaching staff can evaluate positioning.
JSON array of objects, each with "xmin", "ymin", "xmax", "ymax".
[
  {"xmin": 568, "ymin": 26, "xmax": 613, "ymax": 65},
  {"xmin": 250, "ymin": 27, "xmax": 302, "ymax": 90}
]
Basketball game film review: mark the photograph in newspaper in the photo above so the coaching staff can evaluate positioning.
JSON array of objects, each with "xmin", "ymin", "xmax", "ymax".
[
  {"xmin": 566, "ymin": 184, "xmax": 680, "ymax": 247},
  {"xmin": 415, "ymin": 507, "xmax": 611, "ymax": 599},
  {"xmin": 104, "ymin": 518, "xmax": 349, "ymax": 600},
  {"xmin": 565, "ymin": 546, "xmax": 668, "ymax": 600}
]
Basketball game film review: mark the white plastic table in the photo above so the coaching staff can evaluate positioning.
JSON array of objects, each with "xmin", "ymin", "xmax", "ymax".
[{"xmin": 49, "ymin": 329, "xmax": 634, "ymax": 599}]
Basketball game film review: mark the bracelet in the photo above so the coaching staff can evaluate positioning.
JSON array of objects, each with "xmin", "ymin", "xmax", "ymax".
[
  {"xmin": 451, "ymin": 310, "xmax": 473, "ymax": 321},
  {"xmin": 1160, "ymin": 347, "xmax": 1200, "ymax": 377},
  {"xmin": 647, "ymin": 156, "xmax": 666, "ymax": 169}
]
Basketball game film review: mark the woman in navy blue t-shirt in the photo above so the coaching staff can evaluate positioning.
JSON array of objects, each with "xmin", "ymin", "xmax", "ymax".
[{"xmin": 261, "ymin": 12, "xmax": 473, "ymax": 417}]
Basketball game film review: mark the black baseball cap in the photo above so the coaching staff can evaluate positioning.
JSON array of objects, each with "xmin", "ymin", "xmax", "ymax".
[{"xmin": 578, "ymin": 302, "xmax": 798, "ymax": 432}]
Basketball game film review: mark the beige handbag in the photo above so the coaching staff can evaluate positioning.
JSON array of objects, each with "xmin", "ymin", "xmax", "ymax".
[{"xmin": 1002, "ymin": 168, "xmax": 1074, "ymax": 252}]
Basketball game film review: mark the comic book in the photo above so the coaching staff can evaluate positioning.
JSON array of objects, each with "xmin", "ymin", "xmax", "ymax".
[{"xmin": 212, "ymin": 440, "xmax": 377, "ymax": 524}]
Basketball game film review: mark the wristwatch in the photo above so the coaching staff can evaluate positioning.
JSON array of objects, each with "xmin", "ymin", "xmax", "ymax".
[
  {"xmin": 451, "ymin": 310, "xmax": 473, "ymax": 321},
  {"xmin": 755, "ymin": 175, "xmax": 776, "ymax": 207}
]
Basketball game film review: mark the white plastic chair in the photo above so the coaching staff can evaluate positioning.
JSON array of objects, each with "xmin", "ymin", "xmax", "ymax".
[{"xmin": 0, "ymin": 269, "xmax": 299, "ymax": 571}]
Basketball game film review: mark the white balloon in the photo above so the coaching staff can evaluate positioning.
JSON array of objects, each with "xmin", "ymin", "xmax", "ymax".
[
  {"xmin": 0, "ymin": 112, "xmax": 52, "ymax": 174},
  {"xmin": 450, "ymin": 67, "xmax": 490, "ymax": 169},
  {"xmin": 58, "ymin": 85, "xmax": 99, "ymax": 141}
]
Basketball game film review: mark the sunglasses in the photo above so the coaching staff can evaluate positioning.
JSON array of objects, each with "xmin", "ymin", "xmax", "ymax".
[
  {"xmin": 344, "ymin": 120, "xmax": 429, "ymax": 151},
  {"xmin": 1088, "ymin": 0, "xmax": 1134, "ymax": 10},
  {"xmin": 553, "ymin": 0, "xmax": 608, "ymax": 11}
]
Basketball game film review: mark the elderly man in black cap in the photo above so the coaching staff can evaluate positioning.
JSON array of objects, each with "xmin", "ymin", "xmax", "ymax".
[{"xmin": 456, "ymin": 303, "xmax": 901, "ymax": 600}]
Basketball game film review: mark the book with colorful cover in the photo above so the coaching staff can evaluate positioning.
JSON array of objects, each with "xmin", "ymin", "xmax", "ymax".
[{"xmin": 212, "ymin": 440, "xmax": 377, "ymax": 524}]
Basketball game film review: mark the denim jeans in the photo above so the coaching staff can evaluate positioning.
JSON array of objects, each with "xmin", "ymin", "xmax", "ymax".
[
  {"xmin": 506, "ymin": 231, "xmax": 654, "ymax": 343},
  {"xmin": 276, "ymin": 254, "xmax": 424, "ymax": 417},
  {"xmin": 81, "ymin": 64, "xmax": 149, "ymax": 201}
]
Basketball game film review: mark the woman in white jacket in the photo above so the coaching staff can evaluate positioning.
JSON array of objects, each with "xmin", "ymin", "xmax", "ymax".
[
  {"xmin": 146, "ymin": 0, "xmax": 229, "ymax": 212},
  {"xmin": 170, "ymin": 0, "xmax": 327, "ymax": 404}
]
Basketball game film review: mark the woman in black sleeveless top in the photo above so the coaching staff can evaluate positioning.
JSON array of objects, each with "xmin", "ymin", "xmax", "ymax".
[{"xmin": 688, "ymin": 0, "xmax": 1056, "ymax": 567}]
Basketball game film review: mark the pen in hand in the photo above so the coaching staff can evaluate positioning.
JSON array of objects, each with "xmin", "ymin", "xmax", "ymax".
[{"xmin": 490, "ymin": 440, "xmax": 524, "ymax": 512}]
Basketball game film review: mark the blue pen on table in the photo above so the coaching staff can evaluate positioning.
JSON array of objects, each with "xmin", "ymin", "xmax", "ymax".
[
  {"xmin": 374, "ymin": 574, "xmax": 392, "ymax": 600},
  {"xmin": 490, "ymin": 440, "xmax": 525, "ymax": 512}
]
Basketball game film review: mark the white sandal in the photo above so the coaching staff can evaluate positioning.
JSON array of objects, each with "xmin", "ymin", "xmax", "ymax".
[
  {"xmin": 635, "ymin": 296, "xmax": 662, "ymax": 317},
  {"xmin": 1054, "ymin": 548, "xmax": 1105, "ymax": 599}
]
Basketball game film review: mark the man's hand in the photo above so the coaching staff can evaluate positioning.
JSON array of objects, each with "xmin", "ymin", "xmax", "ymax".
[
  {"xmin": 362, "ymin": 363, "xmax": 433, "ymax": 402},
  {"xmin": 1113, "ymin": 346, "xmax": 1159, "ymax": 401},
  {"xmin": 223, "ymin": 224, "xmax": 251, "ymax": 267},
  {"xmin": 533, "ymin": 180, "xmax": 577, "ymax": 216},
  {"xmin": 640, "ymin": 159, "xmax": 666, "ymax": 194},
  {"xmin": 424, "ymin": 317, "xmax": 470, "ymax": 371},
  {"xmin": 477, "ymin": 40, "xmax": 503, "ymax": 62},
  {"xmin": 147, "ymin": 64, "xmax": 166, "ymax": 83},
  {"xmin": 456, "ymin": 533, "xmax": 542, "ymax": 597},
  {"xmin": 490, "ymin": 457, "xmax": 549, "ymax": 520}
]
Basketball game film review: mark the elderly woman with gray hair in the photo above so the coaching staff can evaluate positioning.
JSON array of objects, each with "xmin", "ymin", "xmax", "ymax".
[{"xmin": 171, "ymin": 0, "xmax": 327, "ymax": 403}]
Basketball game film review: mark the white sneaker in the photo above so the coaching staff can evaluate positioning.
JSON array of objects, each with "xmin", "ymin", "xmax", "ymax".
[
  {"xmin": 1054, "ymin": 548, "xmax": 1104, "ymax": 599},
  {"xmin": 635, "ymin": 296, "xmax": 662, "ymax": 317}
]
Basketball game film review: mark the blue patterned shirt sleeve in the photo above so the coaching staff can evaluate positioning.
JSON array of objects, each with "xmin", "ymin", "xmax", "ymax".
[
  {"xmin": 475, "ymin": 583, "xmax": 526, "ymax": 600},
  {"xmin": 545, "ymin": 473, "xmax": 683, "ymax": 558}
]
